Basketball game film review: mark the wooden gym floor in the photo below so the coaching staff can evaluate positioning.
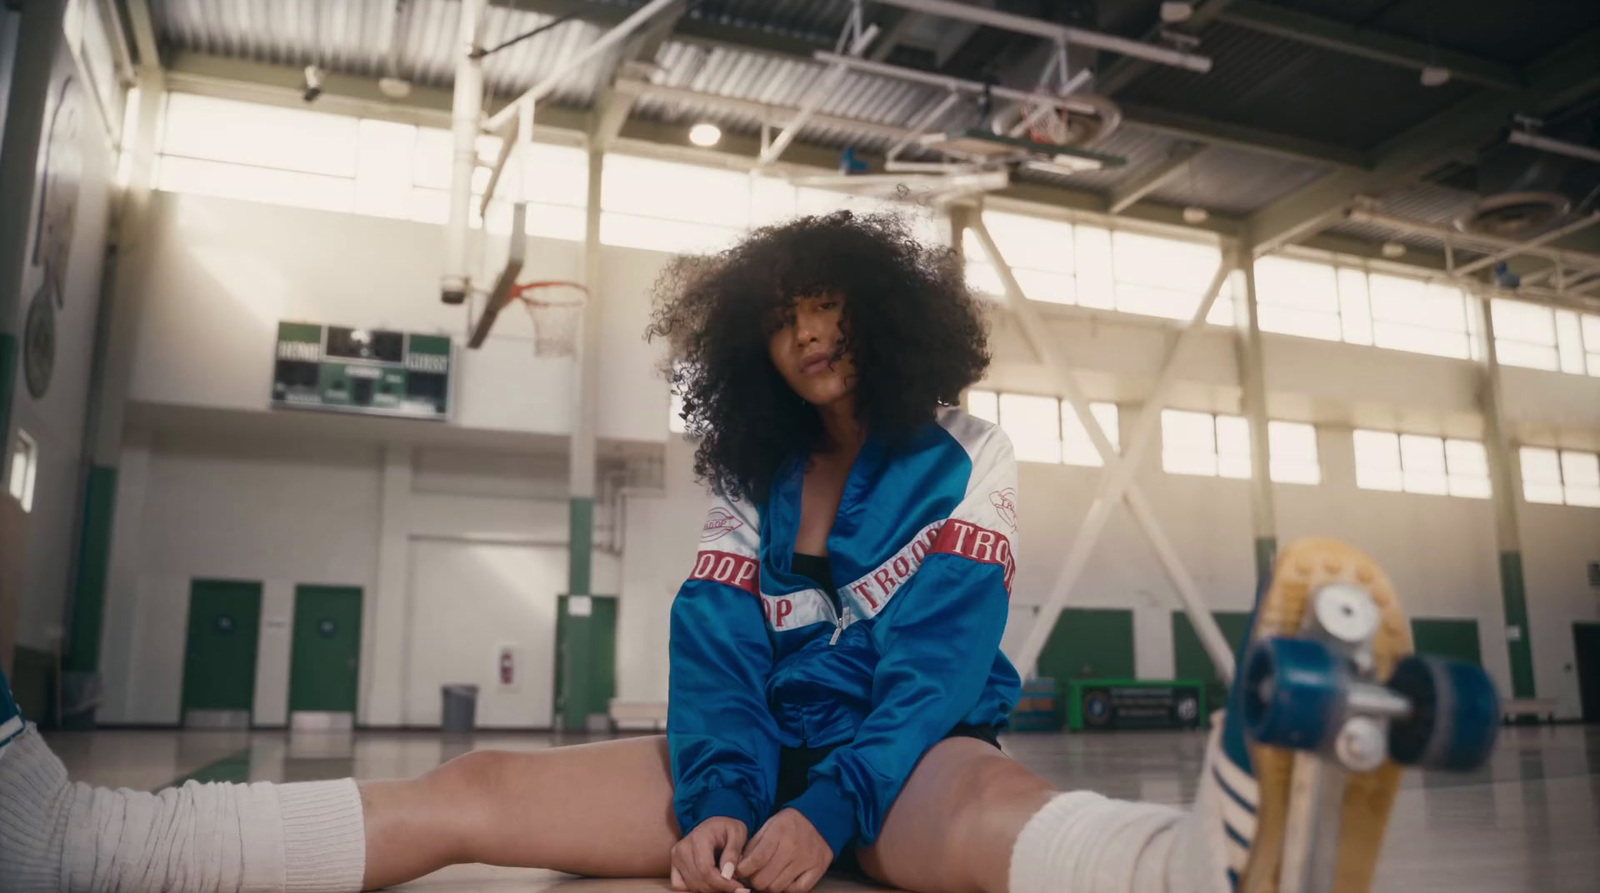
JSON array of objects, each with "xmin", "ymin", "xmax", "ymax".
[{"xmin": 44, "ymin": 724, "xmax": 1600, "ymax": 893}]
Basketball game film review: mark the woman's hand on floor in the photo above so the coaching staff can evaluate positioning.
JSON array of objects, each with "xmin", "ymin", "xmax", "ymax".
[
  {"xmin": 735, "ymin": 808, "xmax": 832, "ymax": 893},
  {"xmin": 671, "ymin": 816, "xmax": 750, "ymax": 893}
]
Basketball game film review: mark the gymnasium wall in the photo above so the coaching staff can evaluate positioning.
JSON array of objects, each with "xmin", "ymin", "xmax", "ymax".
[
  {"xmin": 104, "ymin": 179, "xmax": 1600, "ymax": 723},
  {"xmin": 97, "ymin": 429, "xmax": 623, "ymax": 726},
  {"xmin": 124, "ymin": 191, "xmax": 669, "ymax": 444},
  {"xmin": 4, "ymin": 26, "xmax": 116, "ymax": 658}
]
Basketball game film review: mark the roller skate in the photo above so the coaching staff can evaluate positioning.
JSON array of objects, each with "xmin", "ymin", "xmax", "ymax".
[{"xmin": 1194, "ymin": 538, "xmax": 1499, "ymax": 893}]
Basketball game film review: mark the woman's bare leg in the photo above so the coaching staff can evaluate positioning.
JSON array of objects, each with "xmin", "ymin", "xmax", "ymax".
[
  {"xmin": 856, "ymin": 738, "xmax": 1055, "ymax": 893},
  {"xmin": 359, "ymin": 736, "xmax": 680, "ymax": 889}
]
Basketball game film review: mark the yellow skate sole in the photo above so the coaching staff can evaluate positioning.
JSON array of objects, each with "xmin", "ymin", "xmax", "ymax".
[{"xmin": 1240, "ymin": 538, "xmax": 1414, "ymax": 893}]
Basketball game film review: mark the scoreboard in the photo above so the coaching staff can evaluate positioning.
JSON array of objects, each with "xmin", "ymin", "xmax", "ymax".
[{"xmin": 271, "ymin": 322, "xmax": 452, "ymax": 420}]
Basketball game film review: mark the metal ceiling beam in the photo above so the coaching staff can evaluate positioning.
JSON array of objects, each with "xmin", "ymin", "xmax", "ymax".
[
  {"xmin": 486, "ymin": 0, "xmax": 680, "ymax": 131},
  {"xmin": 122, "ymin": 0, "xmax": 162, "ymax": 71},
  {"xmin": 871, "ymin": 0, "xmax": 1212, "ymax": 72},
  {"xmin": 165, "ymin": 52, "xmax": 592, "ymax": 132},
  {"xmin": 1245, "ymin": 28, "xmax": 1600, "ymax": 256},
  {"xmin": 1452, "ymin": 212, "xmax": 1600, "ymax": 277},
  {"xmin": 1097, "ymin": 0, "xmax": 1242, "ymax": 96},
  {"xmin": 1109, "ymin": 140, "xmax": 1208, "ymax": 213},
  {"xmin": 1117, "ymin": 101, "xmax": 1364, "ymax": 170},
  {"xmin": 157, "ymin": 50, "xmax": 1600, "ymax": 303},
  {"xmin": 587, "ymin": 0, "xmax": 686, "ymax": 147},
  {"xmin": 497, "ymin": 8, "xmax": 1354, "ymax": 175},
  {"xmin": 632, "ymin": 82, "xmax": 913, "ymax": 143},
  {"xmin": 487, "ymin": 0, "xmax": 832, "ymax": 58},
  {"xmin": 868, "ymin": 8, "xmax": 922, "ymax": 63},
  {"xmin": 1343, "ymin": 209, "xmax": 1600, "ymax": 271},
  {"xmin": 1217, "ymin": 0, "xmax": 1522, "ymax": 92}
]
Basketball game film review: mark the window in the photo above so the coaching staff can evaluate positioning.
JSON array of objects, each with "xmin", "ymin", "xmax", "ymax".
[
  {"xmin": 1268, "ymin": 421, "xmax": 1321, "ymax": 485},
  {"xmin": 7, "ymin": 430, "xmax": 37, "ymax": 513},
  {"xmin": 1491, "ymin": 299, "xmax": 1559, "ymax": 371},
  {"xmin": 1353, "ymin": 430, "xmax": 1489, "ymax": 498},
  {"xmin": 967, "ymin": 389, "xmax": 999, "ymax": 424},
  {"xmin": 967, "ymin": 389, "xmax": 1118, "ymax": 466},
  {"xmin": 999, "ymin": 393, "xmax": 1066, "ymax": 464},
  {"xmin": 601, "ymin": 153, "xmax": 749, "ymax": 253},
  {"xmin": 1112, "ymin": 231, "xmax": 1233, "ymax": 325},
  {"xmin": 1520, "ymin": 447, "xmax": 1600, "ymax": 507},
  {"xmin": 1583, "ymin": 314, "xmax": 1600, "ymax": 377},
  {"xmin": 1061, "ymin": 401, "xmax": 1121, "ymax": 467},
  {"xmin": 964, "ymin": 213, "xmax": 1231, "ymax": 324},
  {"xmin": 970, "ymin": 211, "xmax": 1076, "ymax": 305},
  {"xmin": 1253, "ymin": 256, "xmax": 1342, "ymax": 341},
  {"xmin": 1161, "ymin": 410, "xmax": 1251, "ymax": 479},
  {"xmin": 155, "ymin": 94, "xmax": 590, "ymax": 236},
  {"xmin": 1487, "ymin": 301, "xmax": 1600, "ymax": 375},
  {"xmin": 1366, "ymin": 274, "xmax": 1472, "ymax": 359}
]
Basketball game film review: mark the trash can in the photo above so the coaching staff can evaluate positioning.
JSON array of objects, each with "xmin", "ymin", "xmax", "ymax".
[{"xmin": 440, "ymin": 684, "xmax": 478, "ymax": 733}]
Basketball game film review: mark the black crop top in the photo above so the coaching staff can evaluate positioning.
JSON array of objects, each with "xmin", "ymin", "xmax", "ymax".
[{"xmin": 792, "ymin": 552, "xmax": 839, "ymax": 605}]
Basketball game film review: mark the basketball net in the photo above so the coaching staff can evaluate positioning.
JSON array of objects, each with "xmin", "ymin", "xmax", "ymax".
[{"xmin": 512, "ymin": 280, "xmax": 587, "ymax": 357}]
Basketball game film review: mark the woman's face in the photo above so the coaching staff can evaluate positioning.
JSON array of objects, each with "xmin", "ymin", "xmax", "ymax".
[{"xmin": 768, "ymin": 293, "xmax": 856, "ymax": 407}]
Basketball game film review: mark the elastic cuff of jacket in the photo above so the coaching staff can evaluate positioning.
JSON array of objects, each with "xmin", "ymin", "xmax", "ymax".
[
  {"xmin": 787, "ymin": 779, "xmax": 856, "ymax": 857},
  {"xmin": 688, "ymin": 788, "xmax": 760, "ymax": 838}
]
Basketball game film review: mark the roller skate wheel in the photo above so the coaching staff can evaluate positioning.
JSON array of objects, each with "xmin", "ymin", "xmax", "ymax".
[
  {"xmin": 1387, "ymin": 655, "xmax": 1500, "ymax": 771},
  {"xmin": 1242, "ymin": 637, "xmax": 1343, "ymax": 751}
]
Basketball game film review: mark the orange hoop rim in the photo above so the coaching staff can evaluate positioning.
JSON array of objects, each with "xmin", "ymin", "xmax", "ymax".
[{"xmin": 510, "ymin": 280, "xmax": 588, "ymax": 306}]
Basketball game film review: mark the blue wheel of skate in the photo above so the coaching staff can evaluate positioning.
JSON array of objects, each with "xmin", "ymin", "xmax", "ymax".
[
  {"xmin": 1241, "ymin": 636, "xmax": 1342, "ymax": 751},
  {"xmin": 1387, "ymin": 655, "xmax": 1499, "ymax": 771}
]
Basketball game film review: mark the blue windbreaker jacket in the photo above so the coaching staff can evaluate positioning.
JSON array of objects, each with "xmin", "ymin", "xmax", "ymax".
[{"xmin": 667, "ymin": 408, "xmax": 1022, "ymax": 856}]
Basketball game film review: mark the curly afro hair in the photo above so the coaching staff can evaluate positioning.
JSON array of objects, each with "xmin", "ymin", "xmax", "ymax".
[{"xmin": 647, "ymin": 210, "xmax": 990, "ymax": 504}]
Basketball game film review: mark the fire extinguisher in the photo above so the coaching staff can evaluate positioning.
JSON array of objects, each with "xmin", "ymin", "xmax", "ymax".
[{"xmin": 499, "ymin": 649, "xmax": 514, "ymax": 686}]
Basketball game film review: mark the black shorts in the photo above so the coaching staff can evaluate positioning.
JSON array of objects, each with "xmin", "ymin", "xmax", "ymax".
[{"xmin": 773, "ymin": 723, "xmax": 1003, "ymax": 870}]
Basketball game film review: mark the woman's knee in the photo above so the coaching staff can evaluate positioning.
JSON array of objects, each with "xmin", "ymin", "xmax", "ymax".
[
  {"xmin": 424, "ymin": 750, "xmax": 533, "ymax": 836},
  {"xmin": 945, "ymin": 751, "xmax": 1051, "ymax": 837}
]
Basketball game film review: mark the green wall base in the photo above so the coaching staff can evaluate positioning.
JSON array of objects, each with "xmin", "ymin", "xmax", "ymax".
[
  {"xmin": 11, "ymin": 645, "xmax": 56, "ymax": 727},
  {"xmin": 1498, "ymin": 551, "xmax": 1536, "ymax": 698},
  {"xmin": 66, "ymin": 465, "xmax": 117, "ymax": 674},
  {"xmin": 1254, "ymin": 536, "xmax": 1278, "ymax": 589},
  {"xmin": 555, "ymin": 594, "xmax": 617, "ymax": 732},
  {"xmin": 0, "ymin": 334, "xmax": 16, "ymax": 464},
  {"xmin": 568, "ymin": 497, "xmax": 594, "ymax": 596}
]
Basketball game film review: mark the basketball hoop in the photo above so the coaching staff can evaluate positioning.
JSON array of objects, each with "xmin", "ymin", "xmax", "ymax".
[{"xmin": 512, "ymin": 280, "xmax": 586, "ymax": 357}]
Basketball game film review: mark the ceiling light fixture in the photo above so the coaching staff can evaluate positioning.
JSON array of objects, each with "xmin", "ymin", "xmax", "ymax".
[
  {"xmin": 1420, "ymin": 66, "xmax": 1451, "ymax": 87},
  {"xmin": 688, "ymin": 122, "xmax": 722, "ymax": 147},
  {"xmin": 378, "ymin": 76, "xmax": 412, "ymax": 99}
]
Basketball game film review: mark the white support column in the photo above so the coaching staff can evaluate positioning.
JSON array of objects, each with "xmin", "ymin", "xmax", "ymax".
[
  {"xmin": 964, "ymin": 208, "xmax": 1238, "ymax": 681},
  {"xmin": 1476, "ymin": 297, "xmax": 1536, "ymax": 699},
  {"xmin": 441, "ymin": 0, "xmax": 487, "ymax": 306},
  {"xmin": 568, "ymin": 142, "xmax": 605, "ymax": 597},
  {"xmin": 365, "ymin": 445, "xmax": 413, "ymax": 726},
  {"xmin": 1233, "ymin": 243, "xmax": 1277, "ymax": 584}
]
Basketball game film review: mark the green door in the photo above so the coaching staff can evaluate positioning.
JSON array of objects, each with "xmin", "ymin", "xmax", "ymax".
[
  {"xmin": 1411, "ymin": 618, "xmax": 1482, "ymax": 666},
  {"xmin": 1172, "ymin": 611, "xmax": 1252, "ymax": 683},
  {"xmin": 1036, "ymin": 608, "xmax": 1135, "ymax": 685},
  {"xmin": 1173, "ymin": 611, "xmax": 1251, "ymax": 725},
  {"xmin": 182, "ymin": 580, "xmax": 263, "ymax": 718},
  {"xmin": 289, "ymin": 586, "xmax": 363, "ymax": 713},
  {"xmin": 555, "ymin": 595, "xmax": 617, "ymax": 732}
]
